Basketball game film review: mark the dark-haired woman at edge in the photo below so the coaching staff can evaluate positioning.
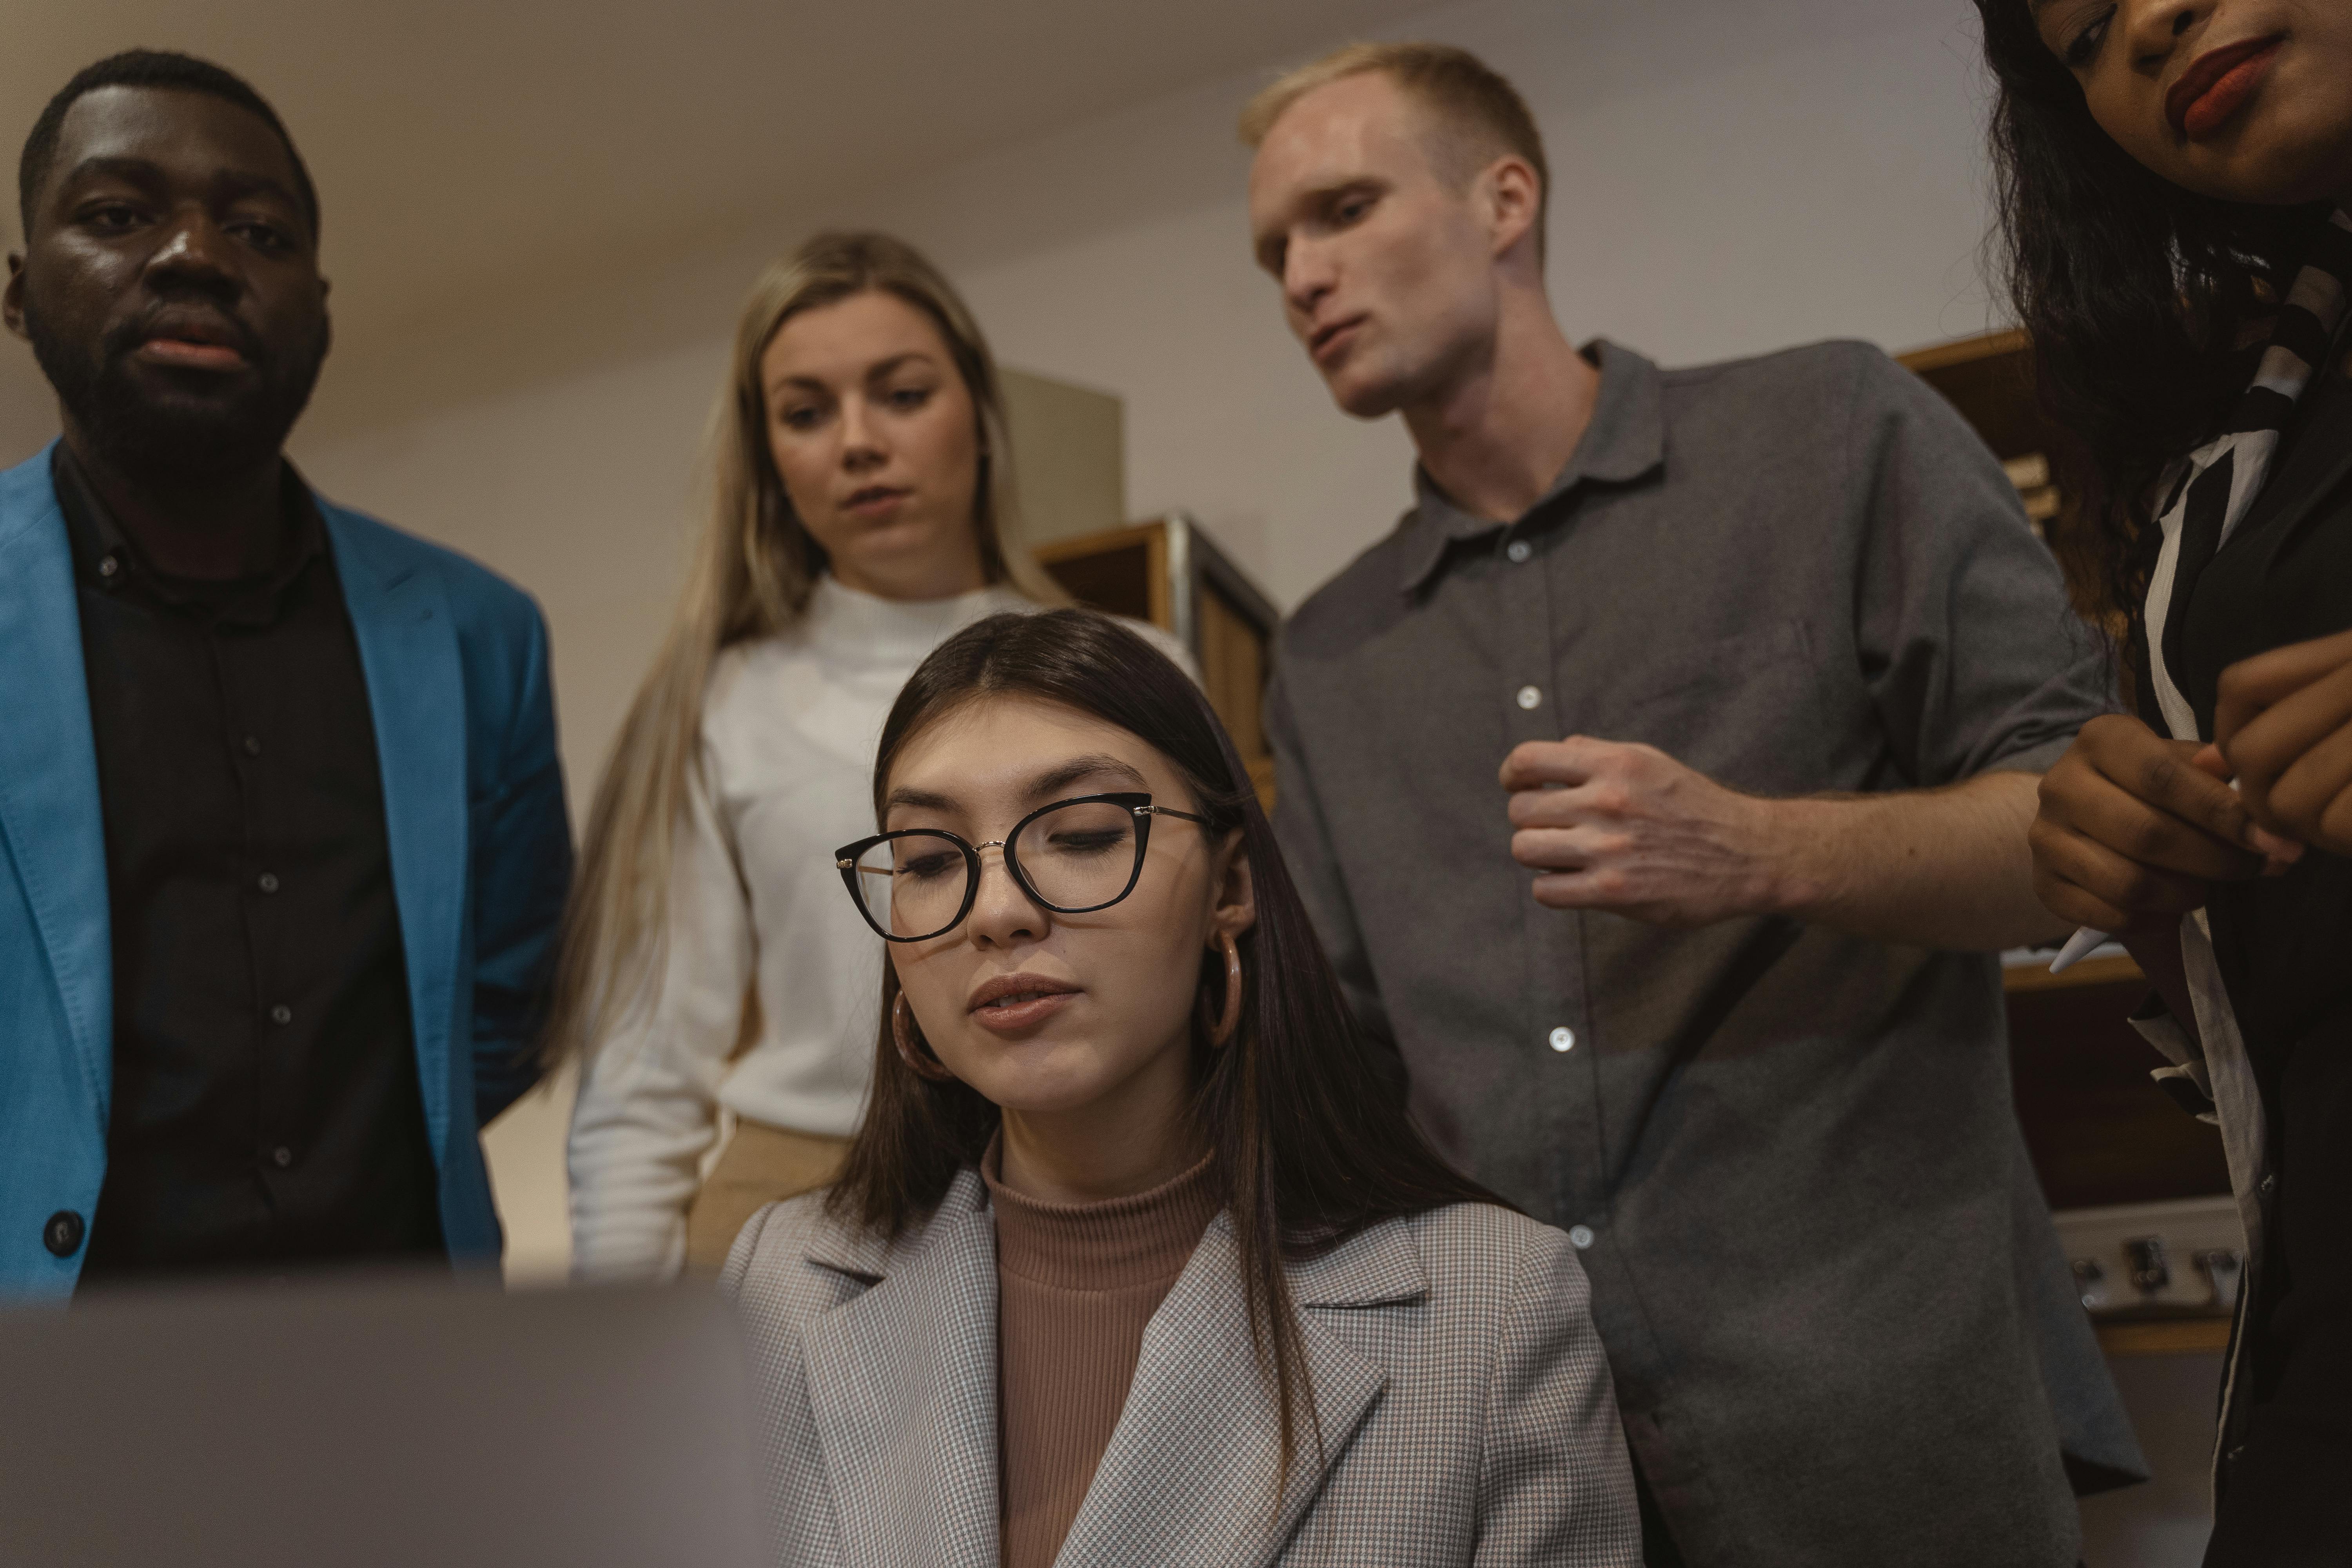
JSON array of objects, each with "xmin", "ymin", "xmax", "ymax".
[
  {"xmin": 721, "ymin": 609, "xmax": 1638, "ymax": 1566},
  {"xmin": 1978, "ymin": 2, "xmax": 2352, "ymax": 1556}
]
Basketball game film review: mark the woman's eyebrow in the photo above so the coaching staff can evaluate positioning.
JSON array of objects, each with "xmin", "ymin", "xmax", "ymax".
[
  {"xmin": 1026, "ymin": 754, "xmax": 1149, "ymax": 799},
  {"xmin": 865, "ymin": 351, "xmax": 936, "ymax": 380},
  {"xmin": 884, "ymin": 785, "xmax": 960, "ymax": 813},
  {"xmin": 885, "ymin": 757, "xmax": 1146, "ymax": 817}
]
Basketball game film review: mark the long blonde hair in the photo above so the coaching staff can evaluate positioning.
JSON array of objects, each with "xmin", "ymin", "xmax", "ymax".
[{"xmin": 543, "ymin": 231, "xmax": 1067, "ymax": 1064}]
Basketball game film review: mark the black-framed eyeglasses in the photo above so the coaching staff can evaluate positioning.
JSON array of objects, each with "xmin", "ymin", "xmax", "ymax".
[{"xmin": 835, "ymin": 792, "xmax": 1209, "ymax": 943}]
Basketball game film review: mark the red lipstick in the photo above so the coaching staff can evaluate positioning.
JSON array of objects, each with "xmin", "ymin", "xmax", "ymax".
[{"xmin": 2167, "ymin": 36, "xmax": 2283, "ymax": 142}]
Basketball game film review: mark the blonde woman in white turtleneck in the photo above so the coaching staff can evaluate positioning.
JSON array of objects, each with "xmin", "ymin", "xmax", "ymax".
[{"xmin": 556, "ymin": 232, "xmax": 1185, "ymax": 1279}]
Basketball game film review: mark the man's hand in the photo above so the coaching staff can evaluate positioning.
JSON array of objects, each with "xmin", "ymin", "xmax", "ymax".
[
  {"xmin": 2217, "ymin": 628, "xmax": 2352, "ymax": 856},
  {"xmin": 1506, "ymin": 736, "xmax": 2089, "ymax": 950},
  {"xmin": 2027, "ymin": 713, "xmax": 2283, "ymax": 933},
  {"xmin": 1500, "ymin": 737, "xmax": 1786, "ymax": 927}
]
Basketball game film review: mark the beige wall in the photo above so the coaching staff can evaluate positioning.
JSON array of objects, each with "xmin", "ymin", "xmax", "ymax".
[
  {"xmin": 999, "ymin": 369, "xmax": 1126, "ymax": 549},
  {"xmin": 289, "ymin": 0, "xmax": 2006, "ymax": 796},
  {"xmin": 1, "ymin": 0, "xmax": 2016, "ymax": 1278},
  {"xmin": 336, "ymin": 0, "xmax": 2018, "ymax": 1283},
  {"xmin": 465, "ymin": 365, "xmax": 1121, "ymax": 1284}
]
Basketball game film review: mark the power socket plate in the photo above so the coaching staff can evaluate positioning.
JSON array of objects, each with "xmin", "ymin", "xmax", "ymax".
[{"xmin": 2054, "ymin": 1195, "xmax": 2244, "ymax": 1318}]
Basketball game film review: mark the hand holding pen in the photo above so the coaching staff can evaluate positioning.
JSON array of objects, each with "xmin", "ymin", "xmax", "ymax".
[{"xmin": 2028, "ymin": 716, "xmax": 2302, "ymax": 971}]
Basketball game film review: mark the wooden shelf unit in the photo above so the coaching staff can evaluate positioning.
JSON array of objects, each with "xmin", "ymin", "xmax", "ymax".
[
  {"xmin": 2003, "ymin": 951, "xmax": 2143, "ymax": 995},
  {"xmin": 1895, "ymin": 330, "xmax": 2111, "ymax": 629},
  {"xmin": 1035, "ymin": 515, "xmax": 1281, "ymax": 812},
  {"xmin": 1898, "ymin": 328, "xmax": 2051, "ymax": 463},
  {"xmin": 2096, "ymin": 1316, "xmax": 2231, "ymax": 1357},
  {"xmin": 2005, "ymin": 953, "xmax": 2232, "ymax": 1213}
]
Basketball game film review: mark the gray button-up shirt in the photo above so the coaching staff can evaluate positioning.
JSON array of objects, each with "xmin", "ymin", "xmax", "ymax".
[{"xmin": 1267, "ymin": 341, "xmax": 2142, "ymax": 1568}]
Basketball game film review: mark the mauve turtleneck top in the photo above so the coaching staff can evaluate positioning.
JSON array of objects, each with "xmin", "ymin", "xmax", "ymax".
[{"xmin": 982, "ymin": 1140, "xmax": 1219, "ymax": 1568}]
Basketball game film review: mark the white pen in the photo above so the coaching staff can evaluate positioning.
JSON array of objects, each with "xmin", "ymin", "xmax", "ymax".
[{"xmin": 2047, "ymin": 925, "xmax": 2109, "ymax": 974}]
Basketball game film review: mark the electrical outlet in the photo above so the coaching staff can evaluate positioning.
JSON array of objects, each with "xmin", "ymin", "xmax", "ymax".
[{"xmin": 2055, "ymin": 1196, "xmax": 2244, "ymax": 1318}]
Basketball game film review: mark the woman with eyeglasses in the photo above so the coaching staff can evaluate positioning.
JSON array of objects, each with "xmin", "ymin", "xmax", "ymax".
[
  {"xmin": 720, "ymin": 608, "xmax": 1639, "ymax": 1567},
  {"xmin": 552, "ymin": 231, "xmax": 1185, "ymax": 1280},
  {"xmin": 1978, "ymin": 1, "xmax": 2352, "ymax": 1554}
]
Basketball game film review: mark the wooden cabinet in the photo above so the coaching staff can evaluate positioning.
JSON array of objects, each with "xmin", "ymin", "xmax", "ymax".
[
  {"xmin": 1896, "ymin": 330, "xmax": 2112, "ymax": 631},
  {"xmin": 1035, "ymin": 515, "xmax": 1281, "ymax": 810},
  {"xmin": 2003, "ymin": 953, "xmax": 2230, "ymax": 1211}
]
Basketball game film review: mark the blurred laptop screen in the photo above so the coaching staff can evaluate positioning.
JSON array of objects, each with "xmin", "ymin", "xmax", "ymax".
[{"xmin": 0, "ymin": 1271, "xmax": 769, "ymax": 1568}]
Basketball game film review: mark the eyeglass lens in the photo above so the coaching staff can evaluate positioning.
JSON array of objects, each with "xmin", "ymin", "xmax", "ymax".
[{"xmin": 849, "ymin": 799, "xmax": 1145, "ymax": 938}]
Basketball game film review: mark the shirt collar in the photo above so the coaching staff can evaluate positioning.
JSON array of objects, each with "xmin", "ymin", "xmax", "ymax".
[
  {"xmin": 52, "ymin": 444, "xmax": 327, "ymax": 627},
  {"xmin": 1397, "ymin": 339, "xmax": 1667, "ymax": 595}
]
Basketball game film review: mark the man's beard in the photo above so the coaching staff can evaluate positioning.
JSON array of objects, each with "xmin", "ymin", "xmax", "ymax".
[{"xmin": 22, "ymin": 298, "xmax": 328, "ymax": 487}]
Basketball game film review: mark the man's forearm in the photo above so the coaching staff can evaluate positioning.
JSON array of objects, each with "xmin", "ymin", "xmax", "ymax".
[{"xmin": 1762, "ymin": 769, "xmax": 2070, "ymax": 951}]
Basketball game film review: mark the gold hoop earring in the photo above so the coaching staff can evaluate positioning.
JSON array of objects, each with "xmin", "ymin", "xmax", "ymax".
[
  {"xmin": 1206, "ymin": 931, "xmax": 1244, "ymax": 1049},
  {"xmin": 893, "ymin": 991, "xmax": 958, "ymax": 1082}
]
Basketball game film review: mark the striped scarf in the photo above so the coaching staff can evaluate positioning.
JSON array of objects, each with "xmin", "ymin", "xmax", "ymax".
[{"xmin": 2144, "ymin": 209, "xmax": 2352, "ymax": 743}]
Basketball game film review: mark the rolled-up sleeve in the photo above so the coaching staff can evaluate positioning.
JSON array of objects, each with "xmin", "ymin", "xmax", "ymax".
[{"xmin": 1845, "ymin": 349, "xmax": 2109, "ymax": 786}]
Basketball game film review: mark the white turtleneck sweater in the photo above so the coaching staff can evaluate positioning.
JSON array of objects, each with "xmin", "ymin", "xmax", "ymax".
[{"xmin": 567, "ymin": 577, "xmax": 1189, "ymax": 1279}]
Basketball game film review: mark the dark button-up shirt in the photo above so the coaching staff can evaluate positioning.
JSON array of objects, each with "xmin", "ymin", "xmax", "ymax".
[
  {"xmin": 56, "ymin": 446, "xmax": 442, "ymax": 1281},
  {"xmin": 1267, "ymin": 341, "xmax": 2138, "ymax": 1566}
]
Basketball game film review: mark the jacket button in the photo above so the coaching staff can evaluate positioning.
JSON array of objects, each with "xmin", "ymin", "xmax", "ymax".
[{"xmin": 44, "ymin": 1210, "xmax": 85, "ymax": 1258}]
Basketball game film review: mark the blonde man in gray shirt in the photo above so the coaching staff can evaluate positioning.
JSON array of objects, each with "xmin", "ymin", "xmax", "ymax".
[{"xmin": 1241, "ymin": 42, "xmax": 2140, "ymax": 1568}]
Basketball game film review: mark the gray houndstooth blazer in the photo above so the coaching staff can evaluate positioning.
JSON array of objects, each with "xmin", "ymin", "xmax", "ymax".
[{"xmin": 720, "ymin": 1169, "xmax": 1640, "ymax": 1567}]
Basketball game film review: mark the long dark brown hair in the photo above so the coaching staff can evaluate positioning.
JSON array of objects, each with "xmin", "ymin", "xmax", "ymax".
[
  {"xmin": 1975, "ymin": 0, "xmax": 2332, "ymax": 629},
  {"xmin": 827, "ymin": 608, "xmax": 1504, "ymax": 1480}
]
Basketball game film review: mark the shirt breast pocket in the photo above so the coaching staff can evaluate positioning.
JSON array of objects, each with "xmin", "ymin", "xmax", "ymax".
[{"xmin": 1579, "ymin": 621, "xmax": 1828, "ymax": 796}]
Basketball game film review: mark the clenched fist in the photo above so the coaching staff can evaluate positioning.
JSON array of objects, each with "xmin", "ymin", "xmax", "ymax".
[{"xmin": 1500, "ymin": 736, "xmax": 1785, "ymax": 927}]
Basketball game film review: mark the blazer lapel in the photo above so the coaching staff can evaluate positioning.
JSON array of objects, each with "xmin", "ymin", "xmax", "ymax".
[
  {"xmin": 2255, "ymin": 439, "xmax": 2352, "ymax": 573},
  {"xmin": 804, "ymin": 1171, "xmax": 1002, "ymax": 1568},
  {"xmin": 1053, "ymin": 1216, "xmax": 1422, "ymax": 1568},
  {"xmin": 322, "ymin": 506, "xmax": 466, "ymax": 1160},
  {"xmin": 0, "ymin": 448, "xmax": 112, "ymax": 1122}
]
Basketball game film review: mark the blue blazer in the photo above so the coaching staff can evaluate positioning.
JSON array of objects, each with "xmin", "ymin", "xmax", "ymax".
[{"xmin": 0, "ymin": 445, "xmax": 573, "ymax": 1297}]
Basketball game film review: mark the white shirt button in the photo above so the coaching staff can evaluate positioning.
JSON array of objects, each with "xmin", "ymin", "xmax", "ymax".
[
  {"xmin": 1506, "ymin": 539, "xmax": 1532, "ymax": 564},
  {"xmin": 1549, "ymin": 1027, "xmax": 1575, "ymax": 1053},
  {"xmin": 1515, "ymin": 685, "xmax": 1541, "ymax": 710},
  {"xmin": 1568, "ymin": 1225, "xmax": 1595, "ymax": 1250}
]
